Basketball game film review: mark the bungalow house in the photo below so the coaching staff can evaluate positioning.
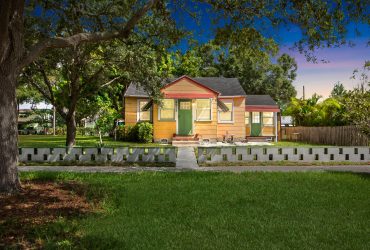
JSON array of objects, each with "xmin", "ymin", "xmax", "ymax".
[{"xmin": 124, "ymin": 76, "xmax": 280, "ymax": 144}]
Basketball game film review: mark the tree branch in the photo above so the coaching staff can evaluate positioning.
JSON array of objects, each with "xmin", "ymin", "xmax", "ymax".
[
  {"xmin": 18, "ymin": 0, "xmax": 159, "ymax": 70},
  {"xmin": 100, "ymin": 76, "xmax": 123, "ymax": 88},
  {"xmin": 35, "ymin": 63, "xmax": 56, "ymax": 103},
  {"xmin": 26, "ymin": 73, "xmax": 52, "ymax": 103}
]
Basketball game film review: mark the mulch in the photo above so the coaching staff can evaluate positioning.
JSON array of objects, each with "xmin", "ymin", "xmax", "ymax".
[{"xmin": 0, "ymin": 181, "xmax": 93, "ymax": 249}]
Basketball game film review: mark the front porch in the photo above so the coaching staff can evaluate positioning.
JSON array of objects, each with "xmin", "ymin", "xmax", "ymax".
[{"xmin": 172, "ymin": 134, "xmax": 200, "ymax": 146}]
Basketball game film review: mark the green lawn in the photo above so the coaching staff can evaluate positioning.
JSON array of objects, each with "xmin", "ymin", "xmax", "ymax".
[
  {"xmin": 7, "ymin": 171, "xmax": 370, "ymax": 249},
  {"xmin": 18, "ymin": 135, "xmax": 167, "ymax": 148}
]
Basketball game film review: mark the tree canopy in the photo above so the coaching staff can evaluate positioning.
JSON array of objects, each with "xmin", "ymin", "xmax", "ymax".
[{"xmin": 1, "ymin": 0, "xmax": 369, "ymax": 193}]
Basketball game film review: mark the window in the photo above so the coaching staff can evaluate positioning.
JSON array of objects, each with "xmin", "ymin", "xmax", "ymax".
[
  {"xmin": 196, "ymin": 99, "xmax": 211, "ymax": 121},
  {"xmin": 137, "ymin": 100, "xmax": 151, "ymax": 121},
  {"xmin": 218, "ymin": 100, "xmax": 233, "ymax": 122},
  {"xmin": 180, "ymin": 101, "xmax": 191, "ymax": 110},
  {"xmin": 159, "ymin": 99, "xmax": 175, "ymax": 120},
  {"xmin": 245, "ymin": 112, "xmax": 250, "ymax": 125},
  {"xmin": 252, "ymin": 112, "xmax": 260, "ymax": 123},
  {"xmin": 263, "ymin": 112, "xmax": 274, "ymax": 126}
]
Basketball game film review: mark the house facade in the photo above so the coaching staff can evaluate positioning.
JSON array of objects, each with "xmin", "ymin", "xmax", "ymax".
[{"xmin": 124, "ymin": 76, "xmax": 280, "ymax": 143}]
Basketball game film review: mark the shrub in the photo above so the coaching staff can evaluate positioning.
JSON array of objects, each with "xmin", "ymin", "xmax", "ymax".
[
  {"xmin": 137, "ymin": 122, "xmax": 153, "ymax": 143},
  {"xmin": 127, "ymin": 125, "xmax": 138, "ymax": 142},
  {"xmin": 55, "ymin": 126, "xmax": 66, "ymax": 135},
  {"xmin": 116, "ymin": 125, "xmax": 136, "ymax": 141},
  {"xmin": 77, "ymin": 127, "xmax": 96, "ymax": 136},
  {"xmin": 116, "ymin": 125, "xmax": 127, "ymax": 141},
  {"xmin": 116, "ymin": 123, "xmax": 153, "ymax": 142}
]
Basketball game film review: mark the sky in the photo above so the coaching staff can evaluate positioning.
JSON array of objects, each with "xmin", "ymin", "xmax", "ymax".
[
  {"xmin": 281, "ymin": 39, "xmax": 369, "ymax": 98},
  {"xmin": 21, "ymin": 3, "xmax": 369, "ymax": 109},
  {"xmin": 172, "ymin": 3, "xmax": 370, "ymax": 99}
]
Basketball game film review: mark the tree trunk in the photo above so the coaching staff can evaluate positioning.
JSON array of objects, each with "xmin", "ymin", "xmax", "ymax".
[
  {"xmin": 0, "ymin": 0, "xmax": 24, "ymax": 193},
  {"xmin": 65, "ymin": 114, "xmax": 77, "ymax": 148},
  {"xmin": 0, "ymin": 68, "xmax": 21, "ymax": 193}
]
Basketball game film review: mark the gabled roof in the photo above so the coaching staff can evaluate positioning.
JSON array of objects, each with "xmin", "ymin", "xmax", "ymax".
[
  {"xmin": 124, "ymin": 76, "xmax": 246, "ymax": 97},
  {"xmin": 125, "ymin": 83, "xmax": 149, "ymax": 97},
  {"xmin": 162, "ymin": 76, "xmax": 220, "ymax": 95}
]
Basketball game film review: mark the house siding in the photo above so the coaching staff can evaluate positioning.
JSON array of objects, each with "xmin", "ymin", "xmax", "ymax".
[
  {"xmin": 163, "ymin": 78, "xmax": 214, "ymax": 94},
  {"xmin": 246, "ymin": 126, "xmax": 251, "ymax": 136},
  {"xmin": 152, "ymin": 103, "xmax": 176, "ymax": 141},
  {"xmin": 217, "ymin": 97, "xmax": 246, "ymax": 140},
  {"xmin": 193, "ymin": 98, "xmax": 218, "ymax": 140},
  {"xmin": 124, "ymin": 97, "xmax": 138, "ymax": 125},
  {"xmin": 262, "ymin": 126, "xmax": 274, "ymax": 136}
]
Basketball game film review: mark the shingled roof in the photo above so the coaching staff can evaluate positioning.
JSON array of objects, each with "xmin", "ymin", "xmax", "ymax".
[
  {"xmin": 124, "ymin": 76, "xmax": 246, "ymax": 97},
  {"xmin": 245, "ymin": 95, "xmax": 278, "ymax": 106},
  {"xmin": 245, "ymin": 95, "xmax": 280, "ymax": 112}
]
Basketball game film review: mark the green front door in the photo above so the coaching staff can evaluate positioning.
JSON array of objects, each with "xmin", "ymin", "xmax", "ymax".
[
  {"xmin": 251, "ymin": 112, "xmax": 261, "ymax": 136},
  {"xmin": 178, "ymin": 99, "xmax": 192, "ymax": 135}
]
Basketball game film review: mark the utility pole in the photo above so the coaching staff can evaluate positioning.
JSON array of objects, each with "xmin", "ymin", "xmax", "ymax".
[{"xmin": 303, "ymin": 85, "xmax": 305, "ymax": 100}]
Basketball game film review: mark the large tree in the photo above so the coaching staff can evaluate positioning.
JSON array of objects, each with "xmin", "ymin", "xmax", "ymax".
[
  {"xmin": 0, "ymin": 0, "xmax": 368, "ymax": 193},
  {"xmin": 0, "ymin": 0, "xmax": 162, "ymax": 193}
]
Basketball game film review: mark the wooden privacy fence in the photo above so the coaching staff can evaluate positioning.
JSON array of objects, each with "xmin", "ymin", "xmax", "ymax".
[{"xmin": 281, "ymin": 126, "xmax": 369, "ymax": 146}]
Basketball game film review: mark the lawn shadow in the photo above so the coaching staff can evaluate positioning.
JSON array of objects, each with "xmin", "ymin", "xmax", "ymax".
[
  {"xmin": 0, "ymin": 180, "xmax": 95, "ymax": 249},
  {"xmin": 325, "ymin": 171, "xmax": 370, "ymax": 180}
]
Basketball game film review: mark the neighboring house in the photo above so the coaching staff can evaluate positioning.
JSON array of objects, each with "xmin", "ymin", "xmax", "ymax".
[
  {"xmin": 18, "ymin": 109, "xmax": 51, "ymax": 134},
  {"xmin": 124, "ymin": 75, "xmax": 280, "ymax": 143},
  {"xmin": 81, "ymin": 116, "xmax": 98, "ymax": 128}
]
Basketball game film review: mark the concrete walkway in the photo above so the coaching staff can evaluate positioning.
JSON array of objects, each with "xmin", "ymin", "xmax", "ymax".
[
  {"xmin": 18, "ymin": 165, "xmax": 370, "ymax": 174},
  {"xmin": 175, "ymin": 147, "xmax": 198, "ymax": 169}
]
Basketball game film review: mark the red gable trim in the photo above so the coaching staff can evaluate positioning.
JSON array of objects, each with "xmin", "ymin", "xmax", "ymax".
[
  {"xmin": 164, "ymin": 93, "xmax": 215, "ymax": 98},
  {"xmin": 246, "ymin": 105, "xmax": 280, "ymax": 112},
  {"xmin": 161, "ymin": 75, "xmax": 220, "ymax": 95}
]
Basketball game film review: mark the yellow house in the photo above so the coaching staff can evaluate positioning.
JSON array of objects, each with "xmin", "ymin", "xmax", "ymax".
[{"xmin": 124, "ymin": 76, "xmax": 280, "ymax": 143}]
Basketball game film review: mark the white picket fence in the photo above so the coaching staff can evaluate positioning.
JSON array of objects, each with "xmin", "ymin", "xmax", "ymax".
[
  {"xmin": 197, "ymin": 146, "xmax": 370, "ymax": 163},
  {"xmin": 19, "ymin": 147, "xmax": 176, "ymax": 163}
]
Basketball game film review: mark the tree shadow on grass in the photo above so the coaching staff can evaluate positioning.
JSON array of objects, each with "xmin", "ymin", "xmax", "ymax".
[
  {"xmin": 325, "ymin": 170, "xmax": 370, "ymax": 180},
  {"xmin": 0, "ymin": 180, "xmax": 96, "ymax": 249}
]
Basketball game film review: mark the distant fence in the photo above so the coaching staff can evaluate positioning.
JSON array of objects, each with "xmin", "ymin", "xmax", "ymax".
[
  {"xmin": 198, "ymin": 146, "xmax": 370, "ymax": 163},
  {"xmin": 281, "ymin": 126, "xmax": 369, "ymax": 146},
  {"xmin": 19, "ymin": 147, "xmax": 176, "ymax": 163}
]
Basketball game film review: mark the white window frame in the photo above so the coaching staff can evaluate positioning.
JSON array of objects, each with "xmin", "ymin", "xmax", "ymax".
[
  {"xmin": 137, "ymin": 99, "xmax": 151, "ymax": 122},
  {"xmin": 195, "ymin": 99, "xmax": 212, "ymax": 121},
  {"xmin": 158, "ymin": 99, "xmax": 176, "ymax": 121},
  {"xmin": 262, "ymin": 112, "xmax": 274, "ymax": 126},
  {"xmin": 218, "ymin": 99, "xmax": 234, "ymax": 123},
  {"xmin": 252, "ymin": 112, "xmax": 260, "ymax": 123},
  {"xmin": 245, "ymin": 112, "xmax": 250, "ymax": 125}
]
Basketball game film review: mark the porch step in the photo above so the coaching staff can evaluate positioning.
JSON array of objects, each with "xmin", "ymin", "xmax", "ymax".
[
  {"xmin": 246, "ymin": 136, "xmax": 274, "ymax": 142},
  {"xmin": 172, "ymin": 134, "xmax": 199, "ymax": 141},
  {"xmin": 172, "ymin": 140, "xmax": 200, "ymax": 146}
]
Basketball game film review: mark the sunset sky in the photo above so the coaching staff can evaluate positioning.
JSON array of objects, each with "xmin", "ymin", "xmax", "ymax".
[
  {"xmin": 279, "ymin": 30, "xmax": 369, "ymax": 98},
  {"xmin": 173, "ymin": 5, "xmax": 370, "ymax": 99},
  {"xmin": 22, "ymin": 4, "xmax": 369, "ymax": 109}
]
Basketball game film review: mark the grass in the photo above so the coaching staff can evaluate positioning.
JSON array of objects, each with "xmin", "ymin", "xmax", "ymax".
[
  {"xmin": 18, "ymin": 135, "xmax": 169, "ymax": 148},
  {"xmin": 18, "ymin": 161, "xmax": 175, "ymax": 167},
  {"xmin": 5, "ymin": 171, "xmax": 370, "ymax": 249},
  {"xmin": 199, "ymin": 160, "xmax": 369, "ymax": 167}
]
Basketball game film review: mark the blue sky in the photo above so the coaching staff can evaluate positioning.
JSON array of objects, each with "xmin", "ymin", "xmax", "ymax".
[
  {"xmin": 22, "ymin": 2, "xmax": 369, "ymax": 110},
  {"xmin": 172, "ymin": 3, "xmax": 370, "ymax": 98}
]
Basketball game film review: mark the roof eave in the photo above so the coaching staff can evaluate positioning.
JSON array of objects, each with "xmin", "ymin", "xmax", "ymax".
[{"xmin": 124, "ymin": 94, "xmax": 150, "ymax": 98}]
